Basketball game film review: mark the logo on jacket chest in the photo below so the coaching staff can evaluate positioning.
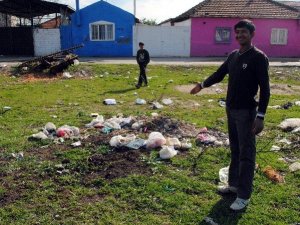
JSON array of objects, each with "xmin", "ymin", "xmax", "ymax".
[{"xmin": 242, "ymin": 63, "xmax": 248, "ymax": 70}]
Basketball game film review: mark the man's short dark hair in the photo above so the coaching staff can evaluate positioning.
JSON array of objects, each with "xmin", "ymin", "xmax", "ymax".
[
  {"xmin": 234, "ymin": 20, "xmax": 255, "ymax": 34},
  {"xmin": 139, "ymin": 42, "xmax": 144, "ymax": 46}
]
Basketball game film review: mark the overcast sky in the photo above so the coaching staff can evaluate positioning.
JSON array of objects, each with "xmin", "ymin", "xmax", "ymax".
[{"xmin": 59, "ymin": 0, "xmax": 300, "ymax": 23}]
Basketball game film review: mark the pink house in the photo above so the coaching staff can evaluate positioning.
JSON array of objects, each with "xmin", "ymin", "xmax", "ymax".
[{"xmin": 171, "ymin": 0, "xmax": 300, "ymax": 57}]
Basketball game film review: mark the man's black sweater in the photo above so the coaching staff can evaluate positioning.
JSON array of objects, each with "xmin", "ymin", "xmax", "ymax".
[
  {"xmin": 136, "ymin": 49, "xmax": 150, "ymax": 65},
  {"xmin": 203, "ymin": 47, "xmax": 270, "ymax": 114}
]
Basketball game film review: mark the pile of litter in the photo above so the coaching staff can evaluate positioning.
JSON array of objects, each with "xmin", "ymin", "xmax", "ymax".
[{"xmin": 29, "ymin": 114, "xmax": 230, "ymax": 161}]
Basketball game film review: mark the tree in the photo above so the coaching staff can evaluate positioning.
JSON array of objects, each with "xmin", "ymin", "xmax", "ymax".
[{"xmin": 140, "ymin": 18, "xmax": 157, "ymax": 25}]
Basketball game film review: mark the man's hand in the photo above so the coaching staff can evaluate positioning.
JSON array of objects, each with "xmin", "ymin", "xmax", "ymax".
[
  {"xmin": 190, "ymin": 83, "xmax": 202, "ymax": 95},
  {"xmin": 252, "ymin": 118, "xmax": 264, "ymax": 135}
]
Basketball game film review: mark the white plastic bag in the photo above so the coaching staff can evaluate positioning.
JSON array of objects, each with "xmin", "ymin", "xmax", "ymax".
[
  {"xmin": 146, "ymin": 132, "xmax": 166, "ymax": 149},
  {"xmin": 159, "ymin": 146, "xmax": 178, "ymax": 159},
  {"xmin": 278, "ymin": 118, "xmax": 300, "ymax": 131},
  {"xmin": 219, "ymin": 166, "xmax": 229, "ymax": 184},
  {"xmin": 166, "ymin": 137, "xmax": 181, "ymax": 149},
  {"xmin": 109, "ymin": 134, "xmax": 136, "ymax": 147}
]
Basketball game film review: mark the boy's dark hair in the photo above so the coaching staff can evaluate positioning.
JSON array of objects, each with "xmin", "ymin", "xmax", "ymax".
[
  {"xmin": 234, "ymin": 19, "xmax": 255, "ymax": 34},
  {"xmin": 139, "ymin": 42, "xmax": 144, "ymax": 46}
]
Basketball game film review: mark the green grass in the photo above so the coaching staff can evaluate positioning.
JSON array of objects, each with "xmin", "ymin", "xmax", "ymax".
[{"xmin": 0, "ymin": 64, "xmax": 299, "ymax": 224}]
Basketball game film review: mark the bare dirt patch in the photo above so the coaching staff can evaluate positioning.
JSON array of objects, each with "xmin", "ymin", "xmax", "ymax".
[
  {"xmin": 87, "ymin": 150, "xmax": 152, "ymax": 180},
  {"xmin": 175, "ymin": 83, "xmax": 300, "ymax": 95}
]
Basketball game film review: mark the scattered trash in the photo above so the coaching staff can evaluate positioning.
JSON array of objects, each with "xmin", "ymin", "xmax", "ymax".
[
  {"xmin": 132, "ymin": 121, "xmax": 143, "ymax": 130},
  {"xmin": 146, "ymin": 132, "xmax": 166, "ymax": 149},
  {"xmin": 90, "ymin": 113, "xmax": 99, "ymax": 117},
  {"xmin": 11, "ymin": 152, "xmax": 24, "ymax": 160},
  {"xmin": 135, "ymin": 98, "xmax": 147, "ymax": 105},
  {"xmin": 270, "ymin": 145, "xmax": 281, "ymax": 151},
  {"xmin": 208, "ymin": 99, "xmax": 214, "ymax": 103},
  {"xmin": 268, "ymin": 105, "xmax": 281, "ymax": 109},
  {"xmin": 180, "ymin": 139, "xmax": 192, "ymax": 150},
  {"xmin": 110, "ymin": 134, "xmax": 136, "ymax": 148},
  {"xmin": 166, "ymin": 137, "xmax": 181, "ymax": 149},
  {"xmin": 262, "ymin": 166, "xmax": 285, "ymax": 183},
  {"xmin": 125, "ymin": 139, "xmax": 146, "ymax": 150},
  {"xmin": 152, "ymin": 102, "xmax": 164, "ymax": 109},
  {"xmin": 45, "ymin": 122, "xmax": 56, "ymax": 133},
  {"xmin": 295, "ymin": 101, "xmax": 300, "ymax": 106},
  {"xmin": 204, "ymin": 217, "xmax": 219, "ymax": 225},
  {"xmin": 73, "ymin": 59, "xmax": 80, "ymax": 65},
  {"xmin": 56, "ymin": 125, "xmax": 80, "ymax": 138},
  {"xmin": 71, "ymin": 141, "xmax": 82, "ymax": 147},
  {"xmin": 218, "ymin": 98, "xmax": 226, "ymax": 107},
  {"xmin": 62, "ymin": 72, "xmax": 72, "ymax": 79},
  {"xmin": 103, "ymin": 99, "xmax": 117, "ymax": 105},
  {"xmin": 278, "ymin": 138, "xmax": 292, "ymax": 145},
  {"xmin": 278, "ymin": 157, "xmax": 299, "ymax": 164},
  {"xmin": 219, "ymin": 166, "xmax": 229, "ymax": 184},
  {"xmin": 292, "ymin": 127, "xmax": 300, "ymax": 133},
  {"xmin": 0, "ymin": 64, "xmax": 7, "ymax": 68},
  {"xmin": 289, "ymin": 162, "xmax": 300, "ymax": 172},
  {"xmin": 225, "ymin": 139, "xmax": 230, "ymax": 146},
  {"xmin": 214, "ymin": 141, "xmax": 223, "ymax": 146},
  {"xmin": 278, "ymin": 118, "xmax": 300, "ymax": 131},
  {"xmin": 168, "ymin": 80, "xmax": 174, "ymax": 83},
  {"xmin": 159, "ymin": 146, "xmax": 178, "ymax": 159},
  {"xmin": 85, "ymin": 115, "xmax": 104, "ymax": 128},
  {"xmin": 215, "ymin": 88, "xmax": 223, "ymax": 94},
  {"xmin": 1, "ymin": 106, "xmax": 12, "ymax": 115},
  {"xmin": 196, "ymin": 133, "xmax": 217, "ymax": 145},
  {"xmin": 50, "ymin": 115, "xmax": 58, "ymax": 119},
  {"xmin": 162, "ymin": 98, "xmax": 173, "ymax": 105},
  {"xmin": 29, "ymin": 131, "xmax": 48, "ymax": 140},
  {"xmin": 151, "ymin": 112, "xmax": 159, "ymax": 117},
  {"xmin": 281, "ymin": 102, "xmax": 293, "ymax": 110}
]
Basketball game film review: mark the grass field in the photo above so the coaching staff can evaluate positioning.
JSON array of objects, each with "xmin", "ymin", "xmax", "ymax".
[{"xmin": 0, "ymin": 64, "xmax": 299, "ymax": 225}]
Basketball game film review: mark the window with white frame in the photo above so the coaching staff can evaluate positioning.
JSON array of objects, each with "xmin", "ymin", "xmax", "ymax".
[
  {"xmin": 271, "ymin": 28, "xmax": 288, "ymax": 45},
  {"xmin": 90, "ymin": 21, "xmax": 115, "ymax": 41},
  {"xmin": 215, "ymin": 27, "xmax": 231, "ymax": 43}
]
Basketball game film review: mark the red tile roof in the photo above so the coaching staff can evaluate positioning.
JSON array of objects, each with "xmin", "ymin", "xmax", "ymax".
[{"xmin": 173, "ymin": 0, "xmax": 300, "ymax": 22}]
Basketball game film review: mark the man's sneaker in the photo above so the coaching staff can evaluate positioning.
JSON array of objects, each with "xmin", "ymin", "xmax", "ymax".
[
  {"xmin": 135, "ymin": 84, "xmax": 141, "ymax": 89},
  {"xmin": 230, "ymin": 197, "xmax": 249, "ymax": 211},
  {"xmin": 217, "ymin": 185, "xmax": 237, "ymax": 194}
]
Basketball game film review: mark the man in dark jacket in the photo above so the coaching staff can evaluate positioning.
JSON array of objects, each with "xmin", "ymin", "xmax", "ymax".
[
  {"xmin": 190, "ymin": 20, "xmax": 270, "ymax": 211},
  {"xmin": 136, "ymin": 42, "xmax": 150, "ymax": 88}
]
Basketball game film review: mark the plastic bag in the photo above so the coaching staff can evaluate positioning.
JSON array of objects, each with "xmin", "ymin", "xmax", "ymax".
[
  {"xmin": 166, "ymin": 137, "xmax": 181, "ymax": 149},
  {"xmin": 109, "ymin": 134, "xmax": 136, "ymax": 147},
  {"xmin": 278, "ymin": 118, "xmax": 300, "ymax": 131},
  {"xmin": 136, "ymin": 98, "xmax": 147, "ymax": 105},
  {"xmin": 146, "ymin": 132, "xmax": 166, "ymax": 149},
  {"xmin": 219, "ymin": 166, "xmax": 229, "ymax": 184},
  {"xmin": 159, "ymin": 146, "xmax": 178, "ymax": 159}
]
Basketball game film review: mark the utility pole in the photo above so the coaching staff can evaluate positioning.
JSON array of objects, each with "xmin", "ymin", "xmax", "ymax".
[{"xmin": 133, "ymin": 0, "xmax": 136, "ymax": 18}]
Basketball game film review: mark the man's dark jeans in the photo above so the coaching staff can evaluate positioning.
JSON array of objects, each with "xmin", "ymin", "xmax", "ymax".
[
  {"xmin": 226, "ymin": 107, "xmax": 256, "ymax": 199},
  {"xmin": 138, "ymin": 64, "xmax": 148, "ymax": 86}
]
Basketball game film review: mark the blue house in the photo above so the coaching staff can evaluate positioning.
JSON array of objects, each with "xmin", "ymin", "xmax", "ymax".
[{"xmin": 60, "ymin": 0, "xmax": 136, "ymax": 57}]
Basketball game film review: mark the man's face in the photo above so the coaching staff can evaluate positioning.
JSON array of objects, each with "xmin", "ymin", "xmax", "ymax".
[
  {"xmin": 235, "ymin": 27, "xmax": 254, "ymax": 46},
  {"xmin": 139, "ymin": 44, "xmax": 144, "ymax": 49}
]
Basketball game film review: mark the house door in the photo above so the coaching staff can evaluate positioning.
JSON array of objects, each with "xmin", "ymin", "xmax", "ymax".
[{"xmin": 0, "ymin": 27, "xmax": 34, "ymax": 56}]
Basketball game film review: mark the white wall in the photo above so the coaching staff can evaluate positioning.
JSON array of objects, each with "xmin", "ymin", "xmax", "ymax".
[
  {"xmin": 133, "ymin": 24, "xmax": 191, "ymax": 57},
  {"xmin": 33, "ymin": 29, "xmax": 61, "ymax": 56}
]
